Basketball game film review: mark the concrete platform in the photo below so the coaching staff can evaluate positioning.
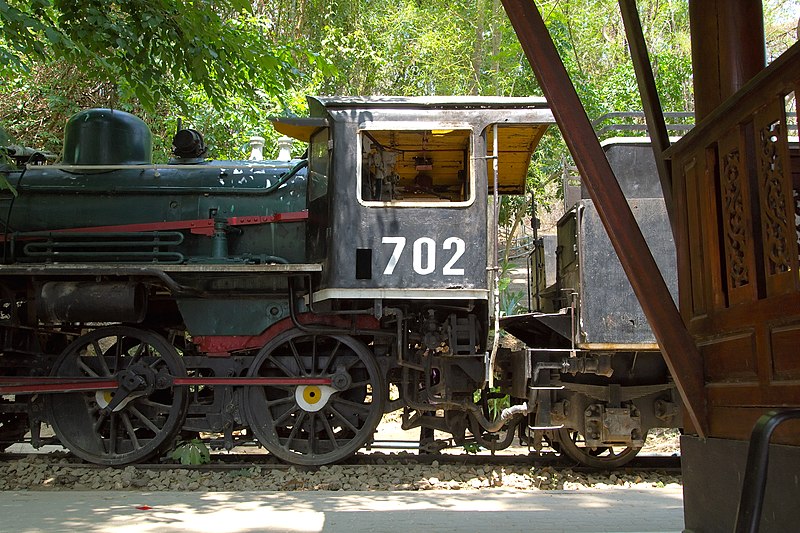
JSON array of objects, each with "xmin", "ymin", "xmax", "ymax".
[{"xmin": 0, "ymin": 488, "xmax": 684, "ymax": 532}]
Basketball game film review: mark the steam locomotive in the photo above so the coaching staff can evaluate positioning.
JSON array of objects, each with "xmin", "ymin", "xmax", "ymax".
[{"xmin": 0, "ymin": 98, "xmax": 678, "ymax": 468}]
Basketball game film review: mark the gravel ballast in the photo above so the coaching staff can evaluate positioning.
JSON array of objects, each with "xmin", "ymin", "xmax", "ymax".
[{"xmin": 0, "ymin": 455, "xmax": 681, "ymax": 492}]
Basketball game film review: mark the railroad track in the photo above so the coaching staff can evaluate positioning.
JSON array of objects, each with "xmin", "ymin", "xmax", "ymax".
[{"xmin": 0, "ymin": 449, "xmax": 681, "ymax": 473}]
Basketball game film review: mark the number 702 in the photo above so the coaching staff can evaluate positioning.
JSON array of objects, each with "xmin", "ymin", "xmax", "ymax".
[{"xmin": 381, "ymin": 236, "xmax": 466, "ymax": 276}]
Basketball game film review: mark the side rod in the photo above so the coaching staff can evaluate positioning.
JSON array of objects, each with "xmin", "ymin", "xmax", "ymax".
[{"xmin": 0, "ymin": 376, "xmax": 333, "ymax": 395}]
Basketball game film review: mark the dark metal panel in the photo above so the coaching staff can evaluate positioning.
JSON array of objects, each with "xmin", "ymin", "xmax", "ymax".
[
  {"xmin": 584, "ymin": 143, "xmax": 665, "ymax": 199},
  {"xmin": 313, "ymin": 98, "xmax": 554, "ymax": 293},
  {"xmin": 501, "ymin": 0, "xmax": 708, "ymax": 436},
  {"xmin": 3, "ymin": 162, "xmax": 309, "ymax": 263},
  {"xmin": 499, "ymin": 311, "xmax": 571, "ymax": 348},
  {"xmin": 579, "ymin": 198, "xmax": 677, "ymax": 346},
  {"xmin": 325, "ymin": 117, "xmax": 487, "ymax": 290},
  {"xmin": 683, "ymin": 435, "xmax": 800, "ymax": 533},
  {"xmin": 176, "ymin": 298, "xmax": 288, "ymax": 336}
]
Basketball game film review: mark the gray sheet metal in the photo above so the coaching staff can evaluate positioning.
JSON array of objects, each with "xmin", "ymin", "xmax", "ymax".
[
  {"xmin": 583, "ymin": 140, "xmax": 663, "ymax": 199},
  {"xmin": 577, "ymin": 197, "xmax": 677, "ymax": 346},
  {"xmin": 315, "ymin": 99, "xmax": 554, "ymax": 292},
  {"xmin": 325, "ymin": 116, "xmax": 487, "ymax": 291}
]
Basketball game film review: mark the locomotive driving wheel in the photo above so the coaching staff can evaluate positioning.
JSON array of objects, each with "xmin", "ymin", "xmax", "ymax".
[
  {"xmin": 46, "ymin": 326, "xmax": 188, "ymax": 466},
  {"xmin": 245, "ymin": 329, "xmax": 385, "ymax": 465},
  {"xmin": 556, "ymin": 427, "xmax": 640, "ymax": 469}
]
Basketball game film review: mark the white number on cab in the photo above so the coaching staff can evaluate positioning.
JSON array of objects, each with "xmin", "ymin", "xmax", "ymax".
[{"xmin": 381, "ymin": 236, "xmax": 466, "ymax": 276}]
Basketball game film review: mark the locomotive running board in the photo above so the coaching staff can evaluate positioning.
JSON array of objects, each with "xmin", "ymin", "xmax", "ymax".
[
  {"xmin": 0, "ymin": 263, "xmax": 322, "ymax": 274},
  {"xmin": 312, "ymin": 287, "xmax": 488, "ymax": 302}
]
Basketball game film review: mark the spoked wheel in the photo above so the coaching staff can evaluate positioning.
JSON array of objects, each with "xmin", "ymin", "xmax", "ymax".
[
  {"xmin": 245, "ymin": 329, "xmax": 385, "ymax": 465},
  {"xmin": 46, "ymin": 326, "xmax": 188, "ymax": 465},
  {"xmin": 556, "ymin": 427, "xmax": 640, "ymax": 469}
]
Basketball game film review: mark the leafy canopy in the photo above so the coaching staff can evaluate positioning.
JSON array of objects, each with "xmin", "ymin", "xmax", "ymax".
[{"xmin": 0, "ymin": 0, "xmax": 308, "ymax": 109}]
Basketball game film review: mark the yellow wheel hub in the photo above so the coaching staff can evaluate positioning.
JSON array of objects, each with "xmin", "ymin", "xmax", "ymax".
[
  {"xmin": 303, "ymin": 386, "xmax": 322, "ymax": 404},
  {"xmin": 94, "ymin": 389, "xmax": 134, "ymax": 412},
  {"xmin": 295, "ymin": 384, "xmax": 335, "ymax": 412}
]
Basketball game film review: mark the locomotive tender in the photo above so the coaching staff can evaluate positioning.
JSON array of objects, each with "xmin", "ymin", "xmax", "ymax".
[
  {"xmin": 0, "ymin": 97, "xmax": 559, "ymax": 466},
  {"xmin": 502, "ymin": 135, "xmax": 684, "ymax": 467}
]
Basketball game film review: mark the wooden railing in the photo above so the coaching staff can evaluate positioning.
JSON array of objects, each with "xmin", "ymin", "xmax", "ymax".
[
  {"xmin": 666, "ymin": 42, "xmax": 800, "ymax": 318},
  {"xmin": 665, "ymin": 42, "xmax": 800, "ymax": 441}
]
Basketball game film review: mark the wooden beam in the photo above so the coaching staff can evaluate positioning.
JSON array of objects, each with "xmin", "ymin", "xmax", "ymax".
[
  {"xmin": 501, "ymin": 0, "xmax": 708, "ymax": 437},
  {"xmin": 618, "ymin": 0, "xmax": 675, "ymax": 238},
  {"xmin": 689, "ymin": 0, "xmax": 766, "ymax": 120},
  {"xmin": 688, "ymin": 0, "xmax": 722, "ymax": 120}
]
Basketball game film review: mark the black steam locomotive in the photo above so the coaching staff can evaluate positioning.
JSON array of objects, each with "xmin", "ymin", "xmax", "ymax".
[{"xmin": 0, "ymin": 98, "xmax": 679, "ymax": 468}]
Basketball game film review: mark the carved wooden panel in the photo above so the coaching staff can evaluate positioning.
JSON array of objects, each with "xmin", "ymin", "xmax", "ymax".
[
  {"xmin": 674, "ymin": 154, "xmax": 694, "ymax": 321},
  {"xmin": 666, "ymin": 45, "xmax": 800, "ymax": 443},
  {"xmin": 703, "ymin": 147, "xmax": 726, "ymax": 310},
  {"xmin": 754, "ymin": 100, "xmax": 800, "ymax": 296},
  {"xmin": 718, "ymin": 128, "xmax": 757, "ymax": 305},
  {"xmin": 791, "ymin": 145, "xmax": 799, "ymax": 264},
  {"xmin": 795, "ymin": 186, "xmax": 800, "ymax": 261}
]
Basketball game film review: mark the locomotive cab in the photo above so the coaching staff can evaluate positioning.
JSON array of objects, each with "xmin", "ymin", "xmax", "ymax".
[
  {"xmin": 274, "ymin": 97, "xmax": 553, "ymax": 297},
  {"xmin": 273, "ymin": 96, "xmax": 556, "ymax": 448}
]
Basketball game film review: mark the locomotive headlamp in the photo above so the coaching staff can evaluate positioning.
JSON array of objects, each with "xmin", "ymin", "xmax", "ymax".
[{"xmin": 172, "ymin": 128, "xmax": 207, "ymax": 159}]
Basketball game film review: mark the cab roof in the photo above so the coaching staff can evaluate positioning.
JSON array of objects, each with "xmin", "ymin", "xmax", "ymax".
[{"xmin": 271, "ymin": 96, "xmax": 555, "ymax": 195}]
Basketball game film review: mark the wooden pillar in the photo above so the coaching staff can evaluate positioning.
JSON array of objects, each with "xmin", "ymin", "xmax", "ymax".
[{"xmin": 689, "ymin": 0, "xmax": 766, "ymax": 120}]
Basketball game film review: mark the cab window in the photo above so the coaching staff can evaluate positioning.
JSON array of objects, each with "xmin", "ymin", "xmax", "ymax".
[{"xmin": 359, "ymin": 129, "xmax": 472, "ymax": 206}]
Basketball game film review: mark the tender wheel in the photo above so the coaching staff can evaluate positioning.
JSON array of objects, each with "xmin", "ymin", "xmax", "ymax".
[
  {"xmin": 46, "ymin": 326, "xmax": 188, "ymax": 465},
  {"xmin": 556, "ymin": 427, "xmax": 640, "ymax": 468},
  {"xmin": 245, "ymin": 329, "xmax": 385, "ymax": 465}
]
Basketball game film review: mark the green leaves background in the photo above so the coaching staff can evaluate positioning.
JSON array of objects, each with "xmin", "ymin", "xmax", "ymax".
[{"xmin": 1, "ymin": 0, "xmax": 797, "ymax": 204}]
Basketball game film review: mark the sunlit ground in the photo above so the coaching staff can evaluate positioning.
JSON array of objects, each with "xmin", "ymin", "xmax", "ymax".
[{"xmin": 0, "ymin": 488, "xmax": 684, "ymax": 533}]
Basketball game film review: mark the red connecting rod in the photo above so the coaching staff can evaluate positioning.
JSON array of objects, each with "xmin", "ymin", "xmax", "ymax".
[{"xmin": 0, "ymin": 376, "xmax": 332, "ymax": 395}]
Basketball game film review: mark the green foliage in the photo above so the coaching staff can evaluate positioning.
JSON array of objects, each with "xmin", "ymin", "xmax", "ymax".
[
  {"xmin": 2, "ymin": 0, "xmax": 793, "ymax": 212},
  {"xmin": 463, "ymin": 442, "xmax": 481, "ymax": 454},
  {"xmin": 475, "ymin": 386, "xmax": 511, "ymax": 421},
  {"xmin": 0, "ymin": 123, "xmax": 11, "ymax": 146},
  {"xmin": 498, "ymin": 260, "xmax": 526, "ymax": 316},
  {"xmin": 171, "ymin": 438, "xmax": 210, "ymax": 465},
  {"xmin": 0, "ymin": 0, "xmax": 307, "ymax": 111}
]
